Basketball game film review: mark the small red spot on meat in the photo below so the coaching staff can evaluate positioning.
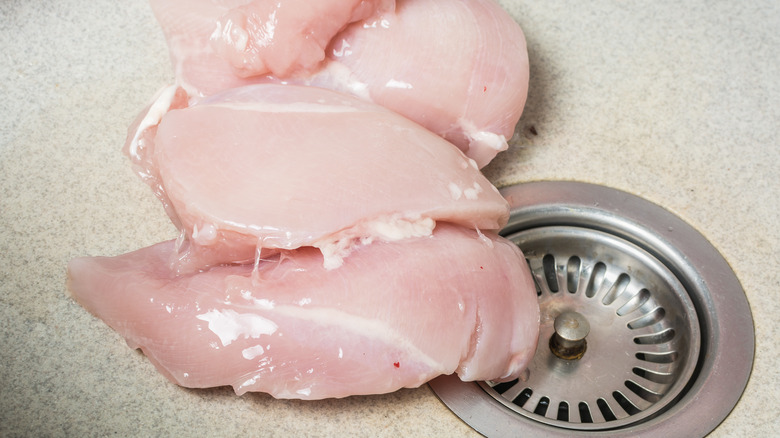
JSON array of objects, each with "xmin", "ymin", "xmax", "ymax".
[
  {"xmin": 483, "ymin": 86, "xmax": 487, "ymax": 92},
  {"xmin": 393, "ymin": 362, "xmax": 400, "ymax": 368}
]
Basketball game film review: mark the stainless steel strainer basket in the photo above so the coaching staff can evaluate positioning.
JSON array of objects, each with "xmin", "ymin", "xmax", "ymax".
[{"xmin": 430, "ymin": 181, "xmax": 754, "ymax": 437}]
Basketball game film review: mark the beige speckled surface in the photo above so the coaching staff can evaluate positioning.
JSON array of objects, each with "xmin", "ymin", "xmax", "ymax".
[{"xmin": 1, "ymin": 0, "xmax": 778, "ymax": 436}]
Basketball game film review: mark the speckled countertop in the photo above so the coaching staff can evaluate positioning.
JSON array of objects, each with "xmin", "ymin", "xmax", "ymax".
[{"xmin": 1, "ymin": 0, "xmax": 778, "ymax": 436}]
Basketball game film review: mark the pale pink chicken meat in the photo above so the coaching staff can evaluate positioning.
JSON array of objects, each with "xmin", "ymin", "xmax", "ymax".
[
  {"xmin": 210, "ymin": 0, "xmax": 395, "ymax": 78},
  {"xmin": 149, "ymin": 0, "xmax": 254, "ymax": 96},
  {"xmin": 67, "ymin": 0, "xmax": 542, "ymax": 401},
  {"xmin": 148, "ymin": 0, "xmax": 393, "ymax": 94},
  {"xmin": 67, "ymin": 224, "xmax": 540, "ymax": 400},
  {"xmin": 127, "ymin": 84, "xmax": 510, "ymax": 274},
  {"xmin": 149, "ymin": 0, "xmax": 529, "ymax": 167},
  {"xmin": 325, "ymin": 0, "xmax": 530, "ymax": 167}
]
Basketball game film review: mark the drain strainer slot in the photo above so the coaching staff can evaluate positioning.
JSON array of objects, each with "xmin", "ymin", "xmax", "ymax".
[{"xmin": 429, "ymin": 181, "xmax": 754, "ymax": 438}]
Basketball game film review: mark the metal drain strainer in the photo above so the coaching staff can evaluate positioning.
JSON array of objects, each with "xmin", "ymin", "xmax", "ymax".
[
  {"xmin": 430, "ymin": 181, "xmax": 754, "ymax": 437},
  {"xmin": 483, "ymin": 224, "xmax": 700, "ymax": 429}
]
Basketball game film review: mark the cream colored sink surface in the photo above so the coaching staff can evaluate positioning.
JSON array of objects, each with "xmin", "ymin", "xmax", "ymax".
[{"xmin": 1, "ymin": 1, "xmax": 777, "ymax": 436}]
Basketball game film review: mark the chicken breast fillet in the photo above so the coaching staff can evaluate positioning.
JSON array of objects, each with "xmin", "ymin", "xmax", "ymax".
[
  {"xmin": 68, "ymin": 224, "xmax": 540, "ymax": 400},
  {"xmin": 149, "ymin": 0, "xmax": 529, "ymax": 167},
  {"xmin": 126, "ymin": 84, "xmax": 510, "ymax": 274}
]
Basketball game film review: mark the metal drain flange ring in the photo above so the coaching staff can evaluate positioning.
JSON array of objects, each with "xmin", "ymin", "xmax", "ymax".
[{"xmin": 429, "ymin": 181, "xmax": 754, "ymax": 437}]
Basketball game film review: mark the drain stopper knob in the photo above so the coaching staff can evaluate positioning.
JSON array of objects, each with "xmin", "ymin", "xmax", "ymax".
[{"xmin": 550, "ymin": 311, "xmax": 590, "ymax": 360}]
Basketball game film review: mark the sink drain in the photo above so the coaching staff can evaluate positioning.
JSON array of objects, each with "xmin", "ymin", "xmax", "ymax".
[
  {"xmin": 484, "ymin": 224, "xmax": 700, "ymax": 430},
  {"xmin": 429, "ymin": 181, "xmax": 754, "ymax": 437}
]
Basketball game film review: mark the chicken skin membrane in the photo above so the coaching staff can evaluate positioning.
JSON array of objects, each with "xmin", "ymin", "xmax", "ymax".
[
  {"xmin": 149, "ymin": 0, "xmax": 528, "ymax": 168},
  {"xmin": 67, "ymin": 224, "xmax": 539, "ymax": 400},
  {"xmin": 126, "ymin": 84, "xmax": 510, "ymax": 274}
]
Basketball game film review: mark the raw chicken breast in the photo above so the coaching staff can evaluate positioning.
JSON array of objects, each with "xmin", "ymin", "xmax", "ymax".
[
  {"xmin": 127, "ymin": 84, "xmax": 510, "ymax": 274},
  {"xmin": 149, "ymin": 0, "xmax": 257, "ymax": 96},
  {"xmin": 149, "ymin": 0, "xmax": 528, "ymax": 167},
  {"xmin": 67, "ymin": 224, "xmax": 540, "ymax": 400},
  {"xmin": 211, "ymin": 0, "xmax": 395, "ymax": 78},
  {"xmin": 149, "ymin": 0, "xmax": 393, "ymax": 94},
  {"xmin": 326, "ymin": 0, "xmax": 530, "ymax": 167}
]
